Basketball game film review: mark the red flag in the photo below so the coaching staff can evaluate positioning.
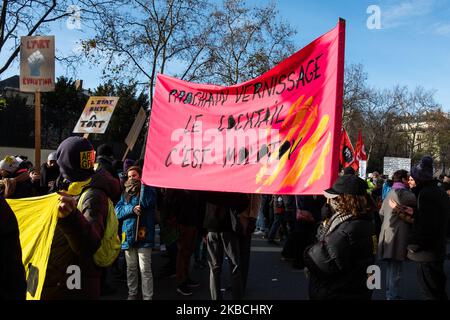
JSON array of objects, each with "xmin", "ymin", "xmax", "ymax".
[
  {"xmin": 340, "ymin": 128, "xmax": 358, "ymax": 170},
  {"xmin": 355, "ymin": 130, "xmax": 367, "ymax": 161}
]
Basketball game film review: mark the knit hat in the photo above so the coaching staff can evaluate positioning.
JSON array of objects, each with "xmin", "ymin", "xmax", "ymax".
[
  {"xmin": 56, "ymin": 136, "xmax": 95, "ymax": 182},
  {"xmin": 123, "ymin": 159, "xmax": 134, "ymax": 173},
  {"xmin": 0, "ymin": 155, "xmax": 20, "ymax": 173},
  {"xmin": 411, "ymin": 156, "xmax": 434, "ymax": 182},
  {"xmin": 47, "ymin": 152, "xmax": 57, "ymax": 161}
]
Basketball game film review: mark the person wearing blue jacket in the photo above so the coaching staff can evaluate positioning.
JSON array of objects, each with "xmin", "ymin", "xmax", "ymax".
[{"xmin": 115, "ymin": 166, "xmax": 156, "ymax": 300}]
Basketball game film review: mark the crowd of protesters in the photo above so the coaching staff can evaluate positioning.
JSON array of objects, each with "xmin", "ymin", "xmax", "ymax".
[{"xmin": 1, "ymin": 137, "xmax": 449, "ymax": 300}]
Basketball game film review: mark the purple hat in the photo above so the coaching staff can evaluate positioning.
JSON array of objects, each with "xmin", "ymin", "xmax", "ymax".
[{"xmin": 123, "ymin": 159, "xmax": 134, "ymax": 173}]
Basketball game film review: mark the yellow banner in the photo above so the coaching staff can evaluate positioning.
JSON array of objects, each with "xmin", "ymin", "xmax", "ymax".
[{"xmin": 6, "ymin": 193, "xmax": 60, "ymax": 300}]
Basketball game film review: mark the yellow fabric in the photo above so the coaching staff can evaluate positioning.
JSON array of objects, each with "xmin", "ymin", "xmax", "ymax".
[
  {"xmin": 66, "ymin": 178, "xmax": 92, "ymax": 196},
  {"xmin": 6, "ymin": 193, "xmax": 60, "ymax": 300},
  {"xmin": 77, "ymin": 189, "xmax": 121, "ymax": 267}
]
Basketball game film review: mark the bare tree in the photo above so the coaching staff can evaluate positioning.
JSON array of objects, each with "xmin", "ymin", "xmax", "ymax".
[
  {"xmin": 81, "ymin": 0, "xmax": 212, "ymax": 106},
  {"xmin": 79, "ymin": 0, "xmax": 296, "ymax": 156},
  {"xmin": 397, "ymin": 86, "xmax": 440, "ymax": 160},
  {"xmin": 196, "ymin": 0, "xmax": 296, "ymax": 85}
]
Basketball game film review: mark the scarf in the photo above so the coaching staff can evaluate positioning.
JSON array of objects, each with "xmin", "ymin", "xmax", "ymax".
[
  {"xmin": 316, "ymin": 205, "xmax": 354, "ymax": 241},
  {"xmin": 124, "ymin": 179, "xmax": 141, "ymax": 202},
  {"xmin": 391, "ymin": 182, "xmax": 407, "ymax": 190}
]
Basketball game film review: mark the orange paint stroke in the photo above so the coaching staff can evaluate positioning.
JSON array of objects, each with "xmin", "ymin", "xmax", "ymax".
[
  {"xmin": 260, "ymin": 103, "xmax": 319, "ymax": 187},
  {"xmin": 280, "ymin": 114, "xmax": 330, "ymax": 187},
  {"xmin": 255, "ymin": 97, "xmax": 316, "ymax": 185},
  {"xmin": 305, "ymin": 131, "xmax": 331, "ymax": 187},
  {"xmin": 280, "ymin": 95, "xmax": 306, "ymax": 131}
]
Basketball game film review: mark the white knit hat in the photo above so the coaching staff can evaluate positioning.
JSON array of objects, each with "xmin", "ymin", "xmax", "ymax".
[{"xmin": 0, "ymin": 155, "xmax": 20, "ymax": 173}]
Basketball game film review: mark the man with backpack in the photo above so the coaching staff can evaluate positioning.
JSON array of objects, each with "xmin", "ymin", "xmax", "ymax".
[{"xmin": 42, "ymin": 136, "xmax": 121, "ymax": 300}]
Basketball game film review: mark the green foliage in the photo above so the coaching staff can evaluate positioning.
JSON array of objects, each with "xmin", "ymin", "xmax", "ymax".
[
  {"xmin": 41, "ymin": 77, "xmax": 89, "ymax": 149},
  {"xmin": 0, "ymin": 94, "xmax": 34, "ymax": 147},
  {"xmin": 89, "ymin": 81, "xmax": 149, "ymax": 159}
]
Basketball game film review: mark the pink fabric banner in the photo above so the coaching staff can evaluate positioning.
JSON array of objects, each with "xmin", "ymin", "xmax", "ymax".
[{"xmin": 142, "ymin": 20, "xmax": 345, "ymax": 194}]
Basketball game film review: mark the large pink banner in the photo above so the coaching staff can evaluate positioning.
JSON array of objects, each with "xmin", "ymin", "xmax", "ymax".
[{"xmin": 142, "ymin": 20, "xmax": 345, "ymax": 194}]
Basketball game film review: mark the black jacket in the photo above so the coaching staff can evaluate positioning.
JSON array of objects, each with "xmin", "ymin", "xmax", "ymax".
[
  {"xmin": 304, "ymin": 214, "xmax": 375, "ymax": 300},
  {"xmin": 165, "ymin": 189, "xmax": 200, "ymax": 227},
  {"xmin": 42, "ymin": 171, "xmax": 121, "ymax": 300},
  {"xmin": 39, "ymin": 163, "xmax": 60, "ymax": 194},
  {"xmin": 0, "ymin": 197, "xmax": 26, "ymax": 300},
  {"xmin": 409, "ymin": 180, "xmax": 450, "ymax": 260},
  {"xmin": 201, "ymin": 192, "xmax": 249, "ymax": 232}
]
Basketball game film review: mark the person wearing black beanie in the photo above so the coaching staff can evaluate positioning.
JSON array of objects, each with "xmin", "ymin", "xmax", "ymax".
[
  {"xmin": 42, "ymin": 136, "xmax": 121, "ymax": 300},
  {"xmin": 56, "ymin": 136, "xmax": 95, "ymax": 182},
  {"xmin": 406, "ymin": 155, "xmax": 450, "ymax": 300}
]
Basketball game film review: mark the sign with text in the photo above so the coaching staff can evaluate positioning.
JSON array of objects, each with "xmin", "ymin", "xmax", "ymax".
[
  {"xmin": 125, "ymin": 107, "xmax": 147, "ymax": 150},
  {"xmin": 359, "ymin": 160, "xmax": 367, "ymax": 179},
  {"xmin": 383, "ymin": 157, "xmax": 411, "ymax": 178},
  {"xmin": 73, "ymin": 96, "xmax": 119, "ymax": 134},
  {"xmin": 20, "ymin": 36, "xmax": 55, "ymax": 92},
  {"xmin": 142, "ymin": 20, "xmax": 346, "ymax": 194}
]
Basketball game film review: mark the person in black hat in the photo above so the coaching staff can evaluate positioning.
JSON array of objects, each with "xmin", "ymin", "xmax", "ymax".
[
  {"xmin": 400, "ymin": 156, "xmax": 450, "ymax": 300},
  {"xmin": 39, "ymin": 152, "xmax": 60, "ymax": 195},
  {"xmin": 41, "ymin": 136, "xmax": 121, "ymax": 300},
  {"xmin": 303, "ymin": 174, "xmax": 376, "ymax": 300}
]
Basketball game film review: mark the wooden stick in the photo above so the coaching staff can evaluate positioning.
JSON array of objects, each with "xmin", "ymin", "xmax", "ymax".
[
  {"xmin": 35, "ymin": 91, "xmax": 41, "ymax": 175},
  {"xmin": 122, "ymin": 146, "xmax": 130, "ymax": 161}
]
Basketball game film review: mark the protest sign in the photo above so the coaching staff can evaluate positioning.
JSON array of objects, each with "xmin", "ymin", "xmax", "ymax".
[{"xmin": 73, "ymin": 96, "xmax": 119, "ymax": 134}]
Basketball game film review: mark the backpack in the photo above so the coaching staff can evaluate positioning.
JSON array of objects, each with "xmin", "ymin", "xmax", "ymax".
[{"xmin": 77, "ymin": 188, "xmax": 121, "ymax": 267}]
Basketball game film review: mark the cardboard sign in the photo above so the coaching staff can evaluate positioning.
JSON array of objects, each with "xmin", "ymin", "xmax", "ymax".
[
  {"xmin": 125, "ymin": 107, "xmax": 147, "ymax": 150},
  {"xmin": 73, "ymin": 96, "xmax": 119, "ymax": 134},
  {"xmin": 20, "ymin": 36, "xmax": 55, "ymax": 92},
  {"xmin": 383, "ymin": 157, "xmax": 411, "ymax": 178}
]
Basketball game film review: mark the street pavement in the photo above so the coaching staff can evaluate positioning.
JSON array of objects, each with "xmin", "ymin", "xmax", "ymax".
[{"xmin": 102, "ymin": 233, "xmax": 450, "ymax": 300}]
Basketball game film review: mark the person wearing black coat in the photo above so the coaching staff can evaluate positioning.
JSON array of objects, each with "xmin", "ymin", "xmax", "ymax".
[
  {"xmin": 42, "ymin": 137, "xmax": 121, "ymax": 300},
  {"xmin": 0, "ymin": 196, "xmax": 27, "ymax": 300},
  {"xmin": 201, "ymin": 191, "xmax": 249, "ymax": 300},
  {"xmin": 304, "ymin": 174, "xmax": 376, "ymax": 300},
  {"xmin": 405, "ymin": 156, "xmax": 450, "ymax": 300}
]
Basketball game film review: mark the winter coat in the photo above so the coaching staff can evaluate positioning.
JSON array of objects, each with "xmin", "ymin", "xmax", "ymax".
[
  {"xmin": 115, "ymin": 184, "xmax": 156, "ymax": 250},
  {"xmin": 304, "ymin": 214, "xmax": 375, "ymax": 300},
  {"xmin": 42, "ymin": 170, "xmax": 121, "ymax": 300},
  {"xmin": 409, "ymin": 180, "xmax": 450, "ymax": 261},
  {"xmin": 165, "ymin": 189, "xmax": 200, "ymax": 227},
  {"xmin": 39, "ymin": 163, "xmax": 60, "ymax": 195},
  {"xmin": 378, "ymin": 188, "xmax": 416, "ymax": 261},
  {"xmin": 0, "ymin": 197, "xmax": 26, "ymax": 300},
  {"xmin": 202, "ymin": 192, "xmax": 249, "ymax": 232}
]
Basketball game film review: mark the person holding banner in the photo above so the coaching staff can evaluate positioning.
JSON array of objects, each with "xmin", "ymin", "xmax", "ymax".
[
  {"xmin": 115, "ymin": 166, "xmax": 156, "ymax": 300},
  {"xmin": 202, "ymin": 191, "xmax": 249, "ymax": 300},
  {"xmin": 42, "ymin": 137, "xmax": 121, "ymax": 300}
]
